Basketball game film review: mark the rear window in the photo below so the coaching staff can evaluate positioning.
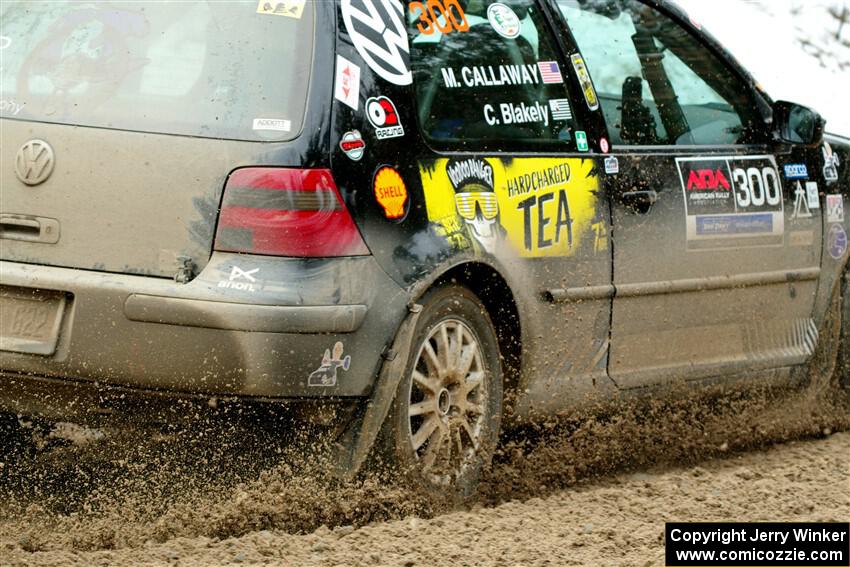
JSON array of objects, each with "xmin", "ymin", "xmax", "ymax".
[{"xmin": 0, "ymin": 1, "xmax": 314, "ymax": 141}]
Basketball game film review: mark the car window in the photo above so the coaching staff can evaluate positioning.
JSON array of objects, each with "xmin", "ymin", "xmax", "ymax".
[
  {"xmin": 0, "ymin": 1, "xmax": 314, "ymax": 142},
  {"xmin": 409, "ymin": 0, "xmax": 580, "ymax": 150},
  {"xmin": 555, "ymin": 0, "xmax": 765, "ymax": 146}
]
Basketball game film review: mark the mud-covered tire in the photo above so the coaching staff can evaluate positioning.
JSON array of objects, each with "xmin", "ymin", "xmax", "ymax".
[{"xmin": 381, "ymin": 285, "xmax": 503, "ymax": 497}]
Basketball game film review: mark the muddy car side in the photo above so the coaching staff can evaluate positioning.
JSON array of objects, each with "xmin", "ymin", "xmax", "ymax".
[{"xmin": 0, "ymin": 0, "xmax": 848, "ymax": 494}]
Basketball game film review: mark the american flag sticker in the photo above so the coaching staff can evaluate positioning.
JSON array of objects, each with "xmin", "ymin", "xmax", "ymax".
[
  {"xmin": 549, "ymin": 99, "xmax": 573, "ymax": 121},
  {"xmin": 538, "ymin": 61, "xmax": 563, "ymax": 84}
]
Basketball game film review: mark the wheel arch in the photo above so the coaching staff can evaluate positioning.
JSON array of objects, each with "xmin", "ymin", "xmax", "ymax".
[{"xmin": 411, "ymin": 260, "xmax": 524, "ymax": 414}]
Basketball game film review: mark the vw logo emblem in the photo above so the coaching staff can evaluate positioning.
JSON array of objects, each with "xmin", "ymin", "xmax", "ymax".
[{"xmin": 15, "ymin": 139, "xmax": 55, "ymax": 186}]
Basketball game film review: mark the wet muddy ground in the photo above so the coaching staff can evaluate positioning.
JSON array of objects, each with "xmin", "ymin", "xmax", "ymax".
[{"xmin": 1, "ymin": 382, "xmax": 848, "ymax": 566}]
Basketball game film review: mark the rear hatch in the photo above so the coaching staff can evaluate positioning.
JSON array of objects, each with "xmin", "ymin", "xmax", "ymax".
[{"xmin": 0, "ymin": 2, "xmax": 315, "ymax": 278}]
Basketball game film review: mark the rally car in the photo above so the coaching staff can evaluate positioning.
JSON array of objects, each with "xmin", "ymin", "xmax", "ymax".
[{"xmin": 1, "ymin": 0, "xmax": 848, "ymax": 494}]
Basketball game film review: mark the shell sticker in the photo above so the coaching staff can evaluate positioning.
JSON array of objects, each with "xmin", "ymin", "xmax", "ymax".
[{"xmin": 374, "ymin": 166, "xmax": 408, "ymax": 219}]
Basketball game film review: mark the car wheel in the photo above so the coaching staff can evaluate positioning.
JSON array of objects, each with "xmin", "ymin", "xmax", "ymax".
[{"xmin": 381, "ymin": 285, "xmax": 503, "ymax": 497}]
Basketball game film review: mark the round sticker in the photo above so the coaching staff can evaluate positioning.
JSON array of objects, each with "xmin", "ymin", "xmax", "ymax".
[
  {"xmin": 374, "ymin": 166, "xmax": 408, "ymax": 220},
  {"xmin": 828, "ymin": 223, "xmax": 848, "ymax": 260},
  {"xmin": 487, "ymin": 3, "xmax": 520, "ymax": 39},
  {"xmin": 340, "ymin": 130, "xmax": 365, "ymax": 161},
  {"xmin": 599, "ymin": 138, "xmax": 610, "ymax": 154}
]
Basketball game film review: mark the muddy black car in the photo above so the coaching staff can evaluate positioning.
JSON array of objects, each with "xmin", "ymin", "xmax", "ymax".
[{"xmin": 1, "ymin": 0, "xmax": 848, "ymax": 494}]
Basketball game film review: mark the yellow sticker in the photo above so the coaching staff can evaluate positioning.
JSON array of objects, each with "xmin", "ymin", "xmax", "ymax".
[
  {"xmin": 420, "ymin": 157, "xmax": 603, "ymax": 258},
  {"xmin": 256, "ymin": 0, "xmax": 306, "ymax": 19},
  {"xmin": 570, "ymin": 54, "xmax": 599, "ymax": 112},
  {"xmin": 374, "ymin": 167, "xmax": 408, "ymax": 220}
]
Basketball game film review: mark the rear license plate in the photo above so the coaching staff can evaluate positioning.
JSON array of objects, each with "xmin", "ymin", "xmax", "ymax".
[{"xmin": 0, "ymin": 286, "xmax": 67, "ymax": 356}]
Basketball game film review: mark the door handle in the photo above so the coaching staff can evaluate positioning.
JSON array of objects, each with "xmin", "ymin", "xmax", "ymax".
[
  {"xmin": 619, "ymin": 190, "xmax": 658, "ymax": 214},
  {"xmin": 0, "ymin": 214, "xmax": 60, "ymax": 244}
]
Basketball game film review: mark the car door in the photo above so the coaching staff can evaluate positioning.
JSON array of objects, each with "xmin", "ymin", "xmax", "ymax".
[
  {"xmin": 404, "ymin": 0, "xmax": 614, "ymax": 413},
  {"xmin": 552, "ymin": 0, "xmax": 823, "ymax": 388}
]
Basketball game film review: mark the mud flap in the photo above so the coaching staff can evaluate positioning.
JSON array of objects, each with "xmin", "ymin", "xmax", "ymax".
[{"xmin": 332, "ymin": 303, "xmax": 423, "ymax": 480}]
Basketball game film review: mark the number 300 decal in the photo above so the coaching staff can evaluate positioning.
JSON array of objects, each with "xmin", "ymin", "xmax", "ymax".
[
  {"xmin": 411, "ymin": 0, "xmax": 469, "ymax": 34},
  {"xmin": 733, "ymin": 167, "xmax": 781, "ymax": 208}
]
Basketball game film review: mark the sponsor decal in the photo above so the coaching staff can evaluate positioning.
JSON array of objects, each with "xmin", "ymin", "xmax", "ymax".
[
  {"xmin": 218, "ymin": 266, "xmax": 259, "ymax": 292},
  {"xmin": 828, "ymin": 223, "xmax": 848, "ymax": 260},
  {"xmin": 789, "ymin": 230, "xmax": 814, "ymax": 247},
  {"xmin": 487, "ymin": 2, "xmax": 521, "ymax": 39},
  {"xmin": 537, "ymin": 61, "xmax": 563, "ymax": 84},
  {"xmin": 308, "ymin": 342, "xmax": 351, "ymax": 387},
  {"xmin": 604, "ymin": 156, "xmax": 619, "ymax": 175},
  {"xmin": 823, "ymin": 142, "xmax": 840, "ymax": 182},
  {"xmin": 373, "ymin": 166, "xmax": 408, "ymax": 219},
  {"xmin": 339, "ymin": 130, "xmax": 366, "ymax": 161},
  {"xmin": 411, "ymin": 0, "xmax": 469, "ymax": 35},
  {"xmin": 677, "ymin": 156, "xmax": 784, "ymax": 247},
  {"xmin": 366, "ymin": 96, "xmax": 404, "ymax": 139},
  {"xmin": 570, "ymin": 54, "xmax": 599, "ymax": 111},
  {"xmin": 252, "ymin": 118, "xmax": 291, "ymax": 132},
  {"xmin": 549, "ymin": 98, "xmax": 572, "ymax": 121},
  {"xmin": 420, "ymin": 157, "xmax": 603, "ymax": 258},
  {"xmin": 826, "ymin": 194, "xmax": 845, "ymax": 223},
  {"xmin": 0, "ymin": 98, "xmax": 24, "ymax": 116},
  {"xmin": 256, "ymin": 0, "xmax": 306, "ymax": 18},
  {"xmin": 599, "ymin": 138, "xmax": 610, "ymax": 154},
  {"xmin": 575, "ymin": 131, "xmax": 588, "ymax": 152},
  {"xmin": 341, "ymin": 0, "xmax": 411, "ymax": 86},
  {"xmin": 440, "ymin": 63, "xmax": 540, "ymax": 88},
  {"xmin": 791, "ymin": 181, "xmax": 813, "ymax": 220},
  {"xmin": 334, "ymin": 55, "xmax": 361, "ymax": 111},
  {"xmin": 783, "ymin": 163, "xmax": 808, "ymax": 179},
  {"xmin": 483, "ymin": 101, "xmax": 549, "ymax": 128},
  {"xmin": 805, "ymin": 181, "xmax": 820, "ymax": 210}
]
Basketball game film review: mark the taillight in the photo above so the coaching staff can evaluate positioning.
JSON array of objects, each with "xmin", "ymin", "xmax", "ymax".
[{"xmin": 214, "ymin": 168, "xmax": 369, "ymax": 257}]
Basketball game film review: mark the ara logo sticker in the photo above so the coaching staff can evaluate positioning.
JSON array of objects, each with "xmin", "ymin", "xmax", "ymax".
[
  {"xmin": 575, "ymin": 131, "xmax": 589, "ymax": 152},
  {"xmin": 828, "ymin": 223, "xmax": 848, "ymax": 260},
  {"xmin": 687, "ymin": 169, "xmax": 731, "ymax": 191},
  {"xmin": 604, "ymin": 156, "xmax": 619, "ymax": 175},
  {"xmin": 308, "ymin": 342, "xmax": 351, "ymax": 387},
  {"xmin": 218, "ymin": 266, "xmax": 259, "ymax": 292},
  {"xmin": 334, "ymin": 55, "xmax": 361, "ymax": 111},
  {"xmin": 256, "ymin": 0, "xmax": 306, "ymax": 18},
  {"xmin": 341, "ymin": 0, "xmax": 411, "ymax": 86},
  {"xmin": 374, "ymin": 166, "xmax": 408, "ymax": 219},
  {"xmin": 827, "ymin": 194, "xmax": 845, "ymax": 223},
  {"xmin": 340, "ymin": 130, "xmax": 366, "ymax": 161},
  {"xmin": 783, "ymin": 164, "xmax": 808, "ymax": 179},
  {"xmin": 823, "ymin": 142, "xmax": 840, "ymax": 182},
  {"xmin": 487, "ymin": 3, "xmax": 521, "ymax": 39},
  {"xmin": 366, "ymin": 96, "xmax": 404, "ymax": 139}
]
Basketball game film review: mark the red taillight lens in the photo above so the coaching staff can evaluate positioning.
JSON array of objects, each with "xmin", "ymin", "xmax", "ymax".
[{"xmin": 214, "ymin": 168, "xmax": 369, "ymax": 257}]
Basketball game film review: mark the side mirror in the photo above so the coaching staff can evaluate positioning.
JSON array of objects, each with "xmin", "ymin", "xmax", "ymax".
[{"xmin": 773, "ymin": 101, "xmax": 825, "ymax": 146}]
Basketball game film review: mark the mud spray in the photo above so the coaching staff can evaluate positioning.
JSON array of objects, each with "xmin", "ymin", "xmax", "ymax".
[{"xmin": 0, "ymin": 379, "xmax": 847, "ymax": 558}]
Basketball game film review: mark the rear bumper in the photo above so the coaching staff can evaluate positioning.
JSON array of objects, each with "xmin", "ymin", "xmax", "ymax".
[{"xmin": 0, "ymin": 253, "xmax": 410, "ymax": 414}]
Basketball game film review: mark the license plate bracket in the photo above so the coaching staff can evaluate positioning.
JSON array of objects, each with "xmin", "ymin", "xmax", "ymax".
[{"xmin": 0, "ymin": 286, "xmax": 68, "ymax": 356}]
